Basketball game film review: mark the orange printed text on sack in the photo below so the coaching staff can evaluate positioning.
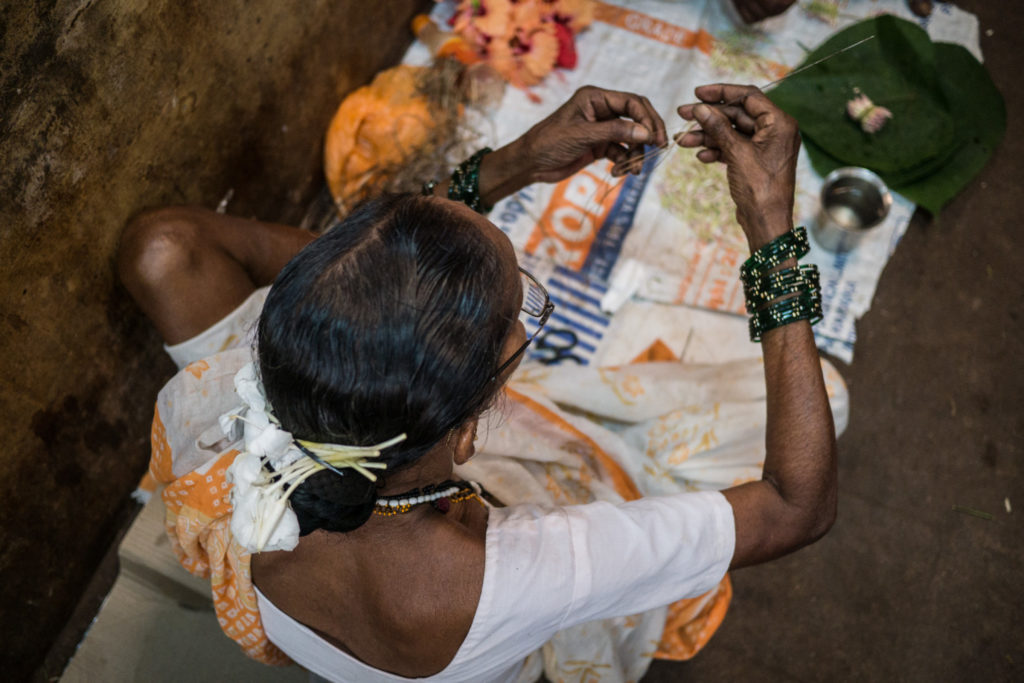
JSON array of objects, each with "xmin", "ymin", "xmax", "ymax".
[{"xmin": 526, "ymin": 165, "xmax": 620, "ymax": 270}]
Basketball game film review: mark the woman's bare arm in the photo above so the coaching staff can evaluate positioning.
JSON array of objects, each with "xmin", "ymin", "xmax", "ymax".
[
  {"xmin": 678, "ymin": 85, "xmax": 837, "ymax": 569},
  {"xmin": 721, "ymin": 317, "xmax": 837, "ymax": 568},
  {"xmin": 428, "ymin": 86, "xmax": 668, "ymax": 208}
]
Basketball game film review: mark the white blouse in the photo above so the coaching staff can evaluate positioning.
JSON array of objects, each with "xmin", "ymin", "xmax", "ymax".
[{"xmin": 256, "ymin": 490, "xmax": 735, "ymax": 683}]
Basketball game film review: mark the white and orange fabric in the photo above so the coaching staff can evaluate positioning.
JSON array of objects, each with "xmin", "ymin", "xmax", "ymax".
[
  {"xmin": 147, "ymin": 338, "xmax": 847, "ymax": 678},
  {"xmin": 148, "ymin": 353, "xmax": 290, "ymax": 665}
]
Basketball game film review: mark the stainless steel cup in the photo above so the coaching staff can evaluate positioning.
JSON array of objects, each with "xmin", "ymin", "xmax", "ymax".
[{"xmin": 811, "ymin": 167, "xmax": 893, "ymax": 253}]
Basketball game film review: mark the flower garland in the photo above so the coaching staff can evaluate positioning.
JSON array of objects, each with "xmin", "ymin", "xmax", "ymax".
[
  {"xmin": 220, "ymin": 362, "xmax": 406, "ymax": 553},
  {"xmin": 445, "ymin": 0, "xmax": 595, "ymax": 88}
]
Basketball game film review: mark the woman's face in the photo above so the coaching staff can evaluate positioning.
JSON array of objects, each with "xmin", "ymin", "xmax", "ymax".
[{"xmin": 443, "ymin": 199, "xmax": 527, "ymax": 379}]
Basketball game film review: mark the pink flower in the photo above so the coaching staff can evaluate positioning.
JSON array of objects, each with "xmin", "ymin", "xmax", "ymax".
[
  {"xmin": 846, "ymin": 92, "xmax": 893, "ymax": 134},
  {"xmin": 860, "ymin": 104, "xmax": 893, "ymax": 133},
  {"xmin": 846, "ymin": 93, "xmax": 873, "ymax": 120}
]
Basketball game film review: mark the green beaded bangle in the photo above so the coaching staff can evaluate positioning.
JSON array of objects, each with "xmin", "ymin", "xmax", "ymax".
[
  {"xmin": 740, "ymin": 227, "xmax": 810, "ymax": 281},
  {"xmin": 744, "ymin": 264, "xmax": 820, "ymax": 310},
  {"xmin": 448, "ymin": 147, "xmax": 493, "ymax": 214},
  {"xmin": 748, "ymin": 288, "xmax": 823, "ymax": 342}
]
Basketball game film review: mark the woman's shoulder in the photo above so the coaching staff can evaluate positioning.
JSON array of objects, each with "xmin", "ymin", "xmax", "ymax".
[{"xmin": 255, "ymin": 516, "xmax": 487, "ymax": 678}]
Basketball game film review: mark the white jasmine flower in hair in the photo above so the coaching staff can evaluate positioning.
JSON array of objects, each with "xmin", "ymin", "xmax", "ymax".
[
  {"xmin": 255, "ymin": 495, "xmax": 300, "ymax": 552},
  {"xmin": 234, "ymin": 361, "xmax": 268, "ymax": 414},
  {"xmin": 223, "ymin": 361, "xmax": 405, "ymax": 553},
  {"xmin": 229, "ymin": 482, "xmax": 300, "ymax": 553},
  {"xmin": 245, "ymin": 420, "xmax": 296, "ymax": 462},
  {"xmin": 226, "ymin": 451, "xmax": 263, "ymax": 494},
  {"xmin": 219, "ymin": 409, "xmax": 244, "ymax": 442},
  {"xmin": 219, "ymin": 361, "xmax": 271, "ymax": 443},
  {"xmin": 227, "ymin": 451, "xmax": 301, "ymax": 553},
  {"xmin": 229, "ymin": 486, "xmax": 260, "ymax": 550}
]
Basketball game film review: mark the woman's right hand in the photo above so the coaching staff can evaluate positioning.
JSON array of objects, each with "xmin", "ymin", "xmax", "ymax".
[
  {"xmin": 461, "ymin": 86, "xmax": 666, "ymax": 208},
  {"xmin": 676, "ymin": 84, "xmax": 800, "ymax": 250},
  {"xmin": 509, "ymin": 85, "xmax": 667, "ymax": 184}
]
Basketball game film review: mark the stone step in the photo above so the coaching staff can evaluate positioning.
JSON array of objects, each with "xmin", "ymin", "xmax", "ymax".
[
  {"xmin": 61, "ymin": 488, "xmax": 308, "ymax": 681},
  {"xmin": 60, "ymin": 572, "xmax": 305, "ymax": 682}
]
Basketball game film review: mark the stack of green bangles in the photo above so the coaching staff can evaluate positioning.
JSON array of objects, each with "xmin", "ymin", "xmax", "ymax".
[
  {"xmin": 447, "ymin": 147, "xmax": 493, "ymax": 214},
  {"xmin": 741, "ymin": 226, "xmax": 823, "ymax": 342}
]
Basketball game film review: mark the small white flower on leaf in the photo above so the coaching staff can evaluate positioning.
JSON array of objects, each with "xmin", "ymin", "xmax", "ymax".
[{"xmin": 846, "ymin": 92, "xmax": 893, "ymax": 134}]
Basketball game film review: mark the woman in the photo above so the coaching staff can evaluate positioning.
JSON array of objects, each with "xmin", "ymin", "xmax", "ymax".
[{"xmin": 121, "ymin": 84, "xmax": 839, "ymax": 682}]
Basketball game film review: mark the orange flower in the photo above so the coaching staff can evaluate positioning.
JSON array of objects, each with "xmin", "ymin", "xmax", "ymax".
[
  {"xmin": 488, "ymin": 21, "xmax": 559, "ymax": 87},
  {"xmin": 453, "ymin": 0, "xmax": 513, "ymax": 39},
  {"xmin": 412, "ymin": 14, "xmax": 482, "ymax": 64},
  {"xmin": 487, "ymin": 36, "xmax": 520, "ymax": 85},
  {"xmin": 520, "ymin": 24, "xmax": 560, "ymax": 84},
  {"xmin": 448, "ymin": 0, "xmax": 594, "ymax": 89},
  {"xmin": 548, "ymin": 0, "xmax": 595, "ymax": 33},
  {"xmin": 512, "ymin": 0, "xmax": 545, "ymax": 30}
]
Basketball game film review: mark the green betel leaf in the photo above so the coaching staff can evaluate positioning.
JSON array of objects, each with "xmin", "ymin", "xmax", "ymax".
[
  {"xmin": 769, "ymin": 15, "xmax": 955, "ymax": 175},
  {"xmin": 891, "ymin": 43, "xmax": 1006, "ymax": 214},
  {"xmin": 802, "ymin": 43, "xmax": 1005, "ymax": 215},
  {"xmin": 777, "ymin": 16, "xmax": 1005, "ymax": 216}
]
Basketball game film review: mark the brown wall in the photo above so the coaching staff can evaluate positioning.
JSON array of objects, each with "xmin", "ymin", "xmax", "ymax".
[{"xmin": 0, "ymin": 1, "xmax": 425, "ymax": 678}]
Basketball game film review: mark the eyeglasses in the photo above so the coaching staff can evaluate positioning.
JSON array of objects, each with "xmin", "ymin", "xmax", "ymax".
[{"xmin": 490, "ymin": 268, "xmax": 555, "ymax": 381}]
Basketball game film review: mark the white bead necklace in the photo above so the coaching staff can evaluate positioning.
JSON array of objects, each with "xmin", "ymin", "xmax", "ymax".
[
  {"xmin": 378, "ymin": 484, "xmax": 461, "ymax": 508},
  {"xmin": 373, "ymin": 480, "xmax": 481, "ymax": 516}
]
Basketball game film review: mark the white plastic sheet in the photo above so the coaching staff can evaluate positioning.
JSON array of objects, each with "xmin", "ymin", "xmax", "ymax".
[{"xmin": 410, "ymin": 1, "xmax": 981, "ymax": 363}]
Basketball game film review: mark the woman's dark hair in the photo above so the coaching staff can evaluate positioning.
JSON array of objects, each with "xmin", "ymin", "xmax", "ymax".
[{"xmin": 256, "ymin": 193, "xmax": 514, "ymax": 534}]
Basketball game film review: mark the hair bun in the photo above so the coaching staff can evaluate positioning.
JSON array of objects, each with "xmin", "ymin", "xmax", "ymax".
[
  {"xmin": 258, "ymin": 193, "xmax": 511, "ymax": 535},
  {"xmin": 289, "ymin": 470, "xmax": 377, "ymax": 535}
]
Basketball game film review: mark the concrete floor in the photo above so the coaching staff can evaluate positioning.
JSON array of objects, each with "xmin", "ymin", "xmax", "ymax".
[
  {"xmin": 649, "ymin": 1, "xmax": 1024, "ymax": 680},
  {"xmin": 42, "ymin": 2, "xmax": 1021, "ymax": 681}
]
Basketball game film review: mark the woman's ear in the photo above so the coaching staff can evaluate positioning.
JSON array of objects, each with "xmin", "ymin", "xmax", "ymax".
[{"xmin": 451, "ymin": 418, "xmax": 478, "ymax": 465}]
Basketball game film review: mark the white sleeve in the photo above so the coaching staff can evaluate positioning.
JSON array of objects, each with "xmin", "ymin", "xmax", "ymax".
[
  {"xmin": 475, "ymin": 490, "xmax": 735, "ymax": 656},
  {"xmin": 560, "ymin": 490, "xmax": 735, "ymax": 625}
]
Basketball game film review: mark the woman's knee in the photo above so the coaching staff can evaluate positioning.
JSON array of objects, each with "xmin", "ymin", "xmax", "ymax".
[{"xmin": 118, "ymin": 206, "xmax": 206, "ymax": 297}]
